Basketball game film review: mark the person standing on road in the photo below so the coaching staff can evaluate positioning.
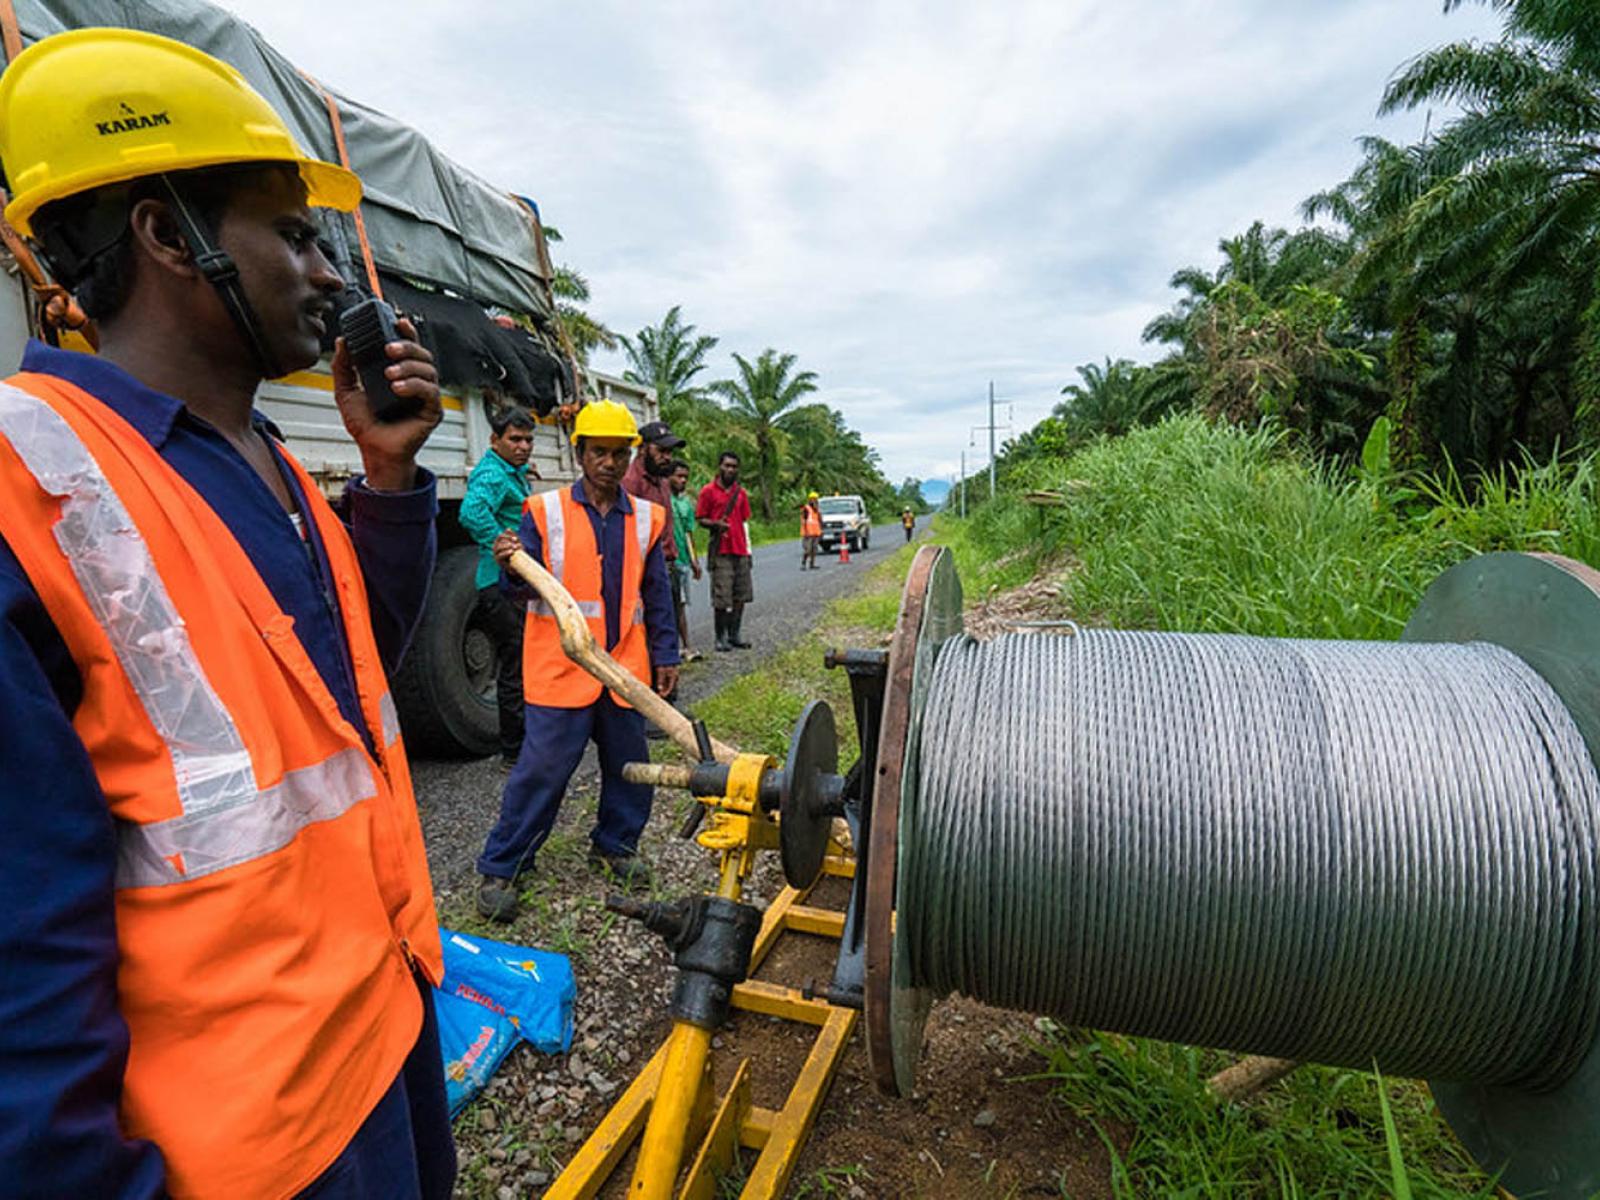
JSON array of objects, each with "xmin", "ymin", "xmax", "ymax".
[
  {"xmin": 698, "ymin": 450, "xmax": 754, "ymax": 652},
  {"xmin": 477, "ymin": 401, "xmax": 679, "ymax": 922},
  {"xmin": 902, "ymin": 506, "xmax": 917, "ymax": 542},
  {"xmin": 459, "ymin": 408, "xmax": 536, "ymax": 769},
  {"xmin": 800, "ymin": 491, "xmax": 823, "ymax": 570},
  {"xmin": 0, "ymin": 29, "xmax": 452, "ymax": 1199},
  {"xmin": 622, "ymin": 419, "xmax": 686, "ymax": 733},
  {"xmin": 668, "ymin": 460, "xmax": 703, "ymax": 661},
  {"xmin": 621, "ymin": 420, "xmax": 684, "ymax": 547}
]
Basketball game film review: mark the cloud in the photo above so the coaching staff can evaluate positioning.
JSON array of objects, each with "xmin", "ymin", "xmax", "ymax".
[{"xmin": 219, "ymin": 0, "xmax": 1505, "ymax": 483}]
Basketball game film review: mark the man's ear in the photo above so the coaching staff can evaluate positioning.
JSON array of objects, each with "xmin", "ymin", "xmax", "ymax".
[{"xmin": 127, "ymin": 198, "xmax": 195, "ymax": 277}]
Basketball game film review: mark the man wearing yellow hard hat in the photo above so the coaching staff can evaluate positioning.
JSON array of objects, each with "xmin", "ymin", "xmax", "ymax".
[
  {"xmin": 0, "ymin": 28, "xmax": 452, "ymax": 1200},
  {"xmin": 800, "ymin": 489, "xmax": 823, "ymax": 570},
  {"xmin": 480, "ymin": 398, "xmax": 680, "ymax": 921}
]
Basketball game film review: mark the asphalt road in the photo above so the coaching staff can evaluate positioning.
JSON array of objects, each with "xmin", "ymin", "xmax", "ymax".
[
  {"xmin": 676, "ymin": 533, "xmax": 879, "ymax": 692},
  {"xmin": 412, "ymin": 532, "xmax": 892, "ymax": 892}
]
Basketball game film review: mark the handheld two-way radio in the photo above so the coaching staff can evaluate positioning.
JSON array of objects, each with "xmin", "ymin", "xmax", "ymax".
[{"xmin": 338, "ymin": 297, "xmax": 420, "ymax": 423}]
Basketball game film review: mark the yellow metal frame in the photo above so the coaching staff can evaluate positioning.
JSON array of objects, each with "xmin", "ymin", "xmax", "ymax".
[{"xmin": 547, "ymin": 750, "xmax": 859, "ymax": 1200}]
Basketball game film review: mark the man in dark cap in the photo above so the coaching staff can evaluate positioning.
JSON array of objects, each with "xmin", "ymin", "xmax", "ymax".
[
  {"xmin": 622, "ymin": 420, "xmax": 685, "ymax": 545},
  {"xmin": 622, "ymin": 420, "xmax": 686, "ymax": 729}
]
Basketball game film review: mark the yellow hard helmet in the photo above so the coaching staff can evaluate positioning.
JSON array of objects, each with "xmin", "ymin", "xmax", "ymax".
[
  {"xmin": 570, "ymin": 399, "xmax": 640, "ymax": 445},
  {"xmin": 0, "ymin": 28, "xmax": 361, "ymax": 237},
  {"xmin": 808, "ymin": 491, "xmax": 820, "ymax": 500}
]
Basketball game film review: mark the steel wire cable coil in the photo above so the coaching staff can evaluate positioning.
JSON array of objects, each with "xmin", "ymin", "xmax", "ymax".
[{"xmin": 903, "ymin": 629, "xmax": 1600, "ymax": 1089}]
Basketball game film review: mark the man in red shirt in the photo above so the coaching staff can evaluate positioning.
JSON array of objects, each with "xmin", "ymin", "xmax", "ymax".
[{"xmin": 696, "ymin": 450, "xmax": 753, "ymax": 651}]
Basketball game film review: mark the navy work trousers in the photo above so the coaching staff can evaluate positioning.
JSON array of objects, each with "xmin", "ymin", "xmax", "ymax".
[
  {"xmin": 477, "ymin": 695, "xmax": 653, "ymax": 878},
  {"xmin": 295, "ymin": 971, "xmax": 456, "ymax": 1199}
]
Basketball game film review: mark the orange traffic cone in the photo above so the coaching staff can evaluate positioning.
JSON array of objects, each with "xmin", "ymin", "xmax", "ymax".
[{"xmin": 838, "ymin": 538, "xmax": 850, "ymax": 564}]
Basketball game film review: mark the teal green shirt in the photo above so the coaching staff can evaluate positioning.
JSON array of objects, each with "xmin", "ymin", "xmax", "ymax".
[
  {"xmin": 459, "ymin": 449, "xmax": 531, "ymax": 588},
  {"xmin": 671, "ymin": 491, "xmax": 698, "ymax": 563}
]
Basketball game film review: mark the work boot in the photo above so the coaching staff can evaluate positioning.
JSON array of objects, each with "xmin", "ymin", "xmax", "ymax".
[
  {"xmin": 477, "ymin": 874, "xmax": 521, "ymax": 923},
  {"xmin": 728, "ymin": 612, "xmax": 752, "ymax": 649},
  {"xmin": 714, "ymin": 610, "xmax": 732, "ymax": 652},
  {"xmin": 588, "ymin": 851, "xmax": 653, "ymax": 893}
]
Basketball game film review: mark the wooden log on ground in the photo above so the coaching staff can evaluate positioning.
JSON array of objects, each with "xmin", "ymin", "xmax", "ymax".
[{"xmin": 1207, "ymin": 1055, "xmax": 1301, "ymax": 1102}]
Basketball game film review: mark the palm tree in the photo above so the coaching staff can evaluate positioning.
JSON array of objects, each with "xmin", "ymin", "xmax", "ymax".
[
  {"xmin": 542, "ymin": 225, "xmax": 617, "ymax": 365},
  {"xmin": 710, "ymin": 349, "xmax": 819, "ymax": 519},
  {"xmin": 1056, "ymin": 358, "xmax": 1159, "ymax": 441},
  {"xmin": 1376, "ymin": 2, "xmax": 1600, "ymax": 433},
  {"xmin": 620, "ymin": 306, "xmax": 719, "ymax": 421}
]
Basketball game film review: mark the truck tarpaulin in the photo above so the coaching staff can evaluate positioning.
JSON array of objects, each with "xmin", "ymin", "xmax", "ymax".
[
  {"xmin": 435, "ymin": 928, "xmax": 576, "ymax": 1116},
  {"xmin": 5, "ymin": 0, "xmax": 556, "ymax": 321}
]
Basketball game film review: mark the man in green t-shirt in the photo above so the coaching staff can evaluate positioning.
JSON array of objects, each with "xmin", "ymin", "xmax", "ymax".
[
  {"xmin": 459, "ymin": 408, "xmax": 536, "ymax": 766},
  {"xmin": 668, "ymin": 460, "xmax": 703, "ymax": 661}
]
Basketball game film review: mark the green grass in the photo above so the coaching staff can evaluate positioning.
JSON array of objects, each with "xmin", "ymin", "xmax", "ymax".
[
  {"xmin": 692, "ymin": 536, "xmax": 923, "ymax": 759},
  {"xmin": 946, "ymin": 413, "xmax": 1600, "ymax": 641},
  {"xmin": 1038, "ymin": 1035, "xmax": 1497, "ymax": 1199}
]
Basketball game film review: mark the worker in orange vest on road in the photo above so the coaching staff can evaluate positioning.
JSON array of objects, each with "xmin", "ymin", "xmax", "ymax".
[
  {"xmin": 477, "ymin": 400, "xmax": 681, "ymax": 922},
  {"xmin": 0, "ymin": 29, "xmax": 452, "ymax": 1200},
  {"xmin": 800, "ymin": 490, "xmax": 823, "ymax": 569}
]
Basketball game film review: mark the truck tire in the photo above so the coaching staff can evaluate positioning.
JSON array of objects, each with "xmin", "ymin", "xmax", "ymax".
[
  {"xmin": 392, "ymin": 545, "xmax": 500, "ymax": 758},
  {"xmin": 861, "ymin": 529, "xmax": 870, "ymax": 551}
]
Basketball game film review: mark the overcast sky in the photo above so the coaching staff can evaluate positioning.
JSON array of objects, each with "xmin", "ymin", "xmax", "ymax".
[{"xmin": 221, "ymin": 1, "xmax": 1504, "ymax": 487}]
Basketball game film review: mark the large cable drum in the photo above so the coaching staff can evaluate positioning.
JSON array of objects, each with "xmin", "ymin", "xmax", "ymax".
[{"xmin": 865, "ymin": 548, "xmax": 1600, "ymax": 1198}]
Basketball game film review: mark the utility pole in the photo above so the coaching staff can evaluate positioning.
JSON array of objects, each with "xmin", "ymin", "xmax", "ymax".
[
  {"xmin": 959, "ymin": 450, "xmax": 967, "ymax": 518},
  {"xmin": 988, "ymin": 380, "xmax": 996, "ymax": 500},
  {"xmin": 970, "ymin": 384, "xmax": 1010, "ymax": 502}
]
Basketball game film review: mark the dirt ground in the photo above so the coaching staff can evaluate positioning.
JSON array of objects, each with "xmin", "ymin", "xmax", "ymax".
[{"xmin": 762, "ymin": 882, "xmax": 1113, "ymax": 1200}]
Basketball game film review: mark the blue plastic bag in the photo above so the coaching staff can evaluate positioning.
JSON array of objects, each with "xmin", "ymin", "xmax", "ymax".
[{"xmin": 434, "ymin": 928, "xmax": 576, "ymax": 1115}]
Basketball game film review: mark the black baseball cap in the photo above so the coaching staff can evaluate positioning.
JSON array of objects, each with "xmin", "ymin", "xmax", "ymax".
[{"xmin": 638, "ymin": 420, "xmax": 686, "ymax": 449}]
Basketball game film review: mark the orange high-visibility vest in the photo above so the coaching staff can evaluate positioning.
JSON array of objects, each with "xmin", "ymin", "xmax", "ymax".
[
  {"xmin": 800, "ymin": 505, "xmax": 822, "ymax": 537},
  {"xmin": 0, "ymin": 371, "xmax": 443, "ymax": 1200},
  {"xmin": 522, "ymin": 485, "xmax": 665, "ymax": 708}
]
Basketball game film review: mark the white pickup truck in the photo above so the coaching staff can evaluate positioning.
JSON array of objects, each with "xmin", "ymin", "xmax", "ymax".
[
  {"xmin": 818, "ymin": 494, "xmax": 872, "ymax": 553},
  {"xmin": 0, "ymin": 0, "xmax": 657, "ymax": 756}
]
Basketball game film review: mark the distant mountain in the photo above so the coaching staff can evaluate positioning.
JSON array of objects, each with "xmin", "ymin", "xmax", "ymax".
[{"xmin": 920, "ymin": 479, "xmax": 951, "ymax": 506}]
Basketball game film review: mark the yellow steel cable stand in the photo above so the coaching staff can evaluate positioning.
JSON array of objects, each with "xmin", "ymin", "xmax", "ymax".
[{"xmin": 507, "ymin": 550, "xmax": 871, "ymax": 1199}]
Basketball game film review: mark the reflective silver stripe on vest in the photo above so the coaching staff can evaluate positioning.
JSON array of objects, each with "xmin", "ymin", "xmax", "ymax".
[
  {"xmin": 528, "ymin": 598, "xmax": 603, "ymax": 619},
  {"xmin": 632, "ymin": 497, "xmax": 653, "ymax": 562},
  {"xmin": 0, "ymin": 382, "xmax": 257, "ymax": 813},
  {"xmin": 542, "ymin": 489, "xmax": 565, "ymax": 582},
  {"xmin": 379, "ymin": 691, "xmax": 401, "ymax": 746},
  {"xmin": 117, "ymin": 746, "xmax": 375, "ymax": 887}
]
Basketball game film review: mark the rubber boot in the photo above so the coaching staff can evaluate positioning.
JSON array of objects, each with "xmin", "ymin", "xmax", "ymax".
[
  {"xmin": 714, "ymin": 609, "xmax": 733, "ymax": 652},
  {"xmin": 729, "ymin": 609, "xmax": 752, "ymax": 649}
]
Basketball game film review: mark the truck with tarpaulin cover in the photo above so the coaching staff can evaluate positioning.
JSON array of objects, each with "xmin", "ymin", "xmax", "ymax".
[{"xmin": 0, "ymin": 0, "xmax": 657, "ymax": 756}]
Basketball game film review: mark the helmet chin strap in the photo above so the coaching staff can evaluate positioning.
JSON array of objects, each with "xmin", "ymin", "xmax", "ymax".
[{"xmin": 157, "ymin": 174, "xmax": 284, "ymax": 381}]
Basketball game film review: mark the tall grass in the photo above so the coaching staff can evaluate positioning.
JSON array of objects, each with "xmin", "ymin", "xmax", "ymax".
[{"xmin": 949, "ymin": 414, "xmax": 1600, "ymax": 641}]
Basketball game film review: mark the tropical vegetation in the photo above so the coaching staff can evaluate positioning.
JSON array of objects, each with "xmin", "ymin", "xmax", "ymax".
[
  {"xmin": 618, "ymin": 308, "xmax": 921, "ymax": 521},
  {"xmin": 1000, "ymin": 0, "xmax": 1600, "ymax": 489}
]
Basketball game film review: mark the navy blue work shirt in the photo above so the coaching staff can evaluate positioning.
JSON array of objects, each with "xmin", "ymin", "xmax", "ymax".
[
  {"xmin": 0, "ymin": 340, "xmax": 438, "ymax": 1197},
  {"xmin": 503, "ymin": 478, "xmax": 680, "ymax": 670}
]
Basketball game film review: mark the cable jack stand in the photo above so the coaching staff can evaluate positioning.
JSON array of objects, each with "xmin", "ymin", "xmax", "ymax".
[{"xmin": 607, "ymin": 893, "xmax": 762, "ymax": 1029}]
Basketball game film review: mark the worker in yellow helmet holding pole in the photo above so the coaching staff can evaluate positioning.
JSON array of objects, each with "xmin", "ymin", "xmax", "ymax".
[{"xmin": 477, "ymin": 399, "xmax": 681, "ymax": 922}]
